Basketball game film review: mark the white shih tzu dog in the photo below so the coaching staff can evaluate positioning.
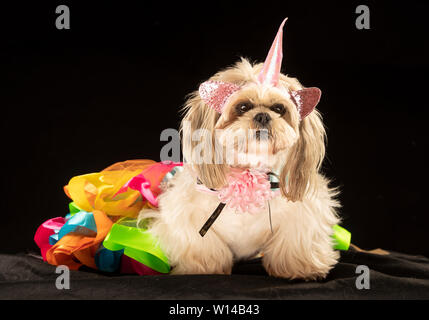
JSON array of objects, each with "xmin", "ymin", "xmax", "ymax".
[{"xmin": 140, "ymin": 18, "xmax": 340, "ymax": 280}]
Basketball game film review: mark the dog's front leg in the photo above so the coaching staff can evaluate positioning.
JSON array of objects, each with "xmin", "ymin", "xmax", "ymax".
[
  {"xmin": 170, "ymin": 232, "xmax": 234, "ymax": 275},
  {"xmin": 262, "ymin": 203, "xmax": 340, "ymax": 280},
  {"xmin": 262, "ymin": 229, "xmax": 339, "ymax": 280},
  {"xmin": 147, "ymin": 213, "xmax": 234, "ymax": 275}
]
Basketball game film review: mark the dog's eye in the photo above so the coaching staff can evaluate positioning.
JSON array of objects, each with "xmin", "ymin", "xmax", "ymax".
[
  {"xmin": 270, "ymin": 103, "xmax": 286, "ymax": 116},
  {"xmin": 235, "ymin": 102, "xmax": 254, "ymax": 115}
]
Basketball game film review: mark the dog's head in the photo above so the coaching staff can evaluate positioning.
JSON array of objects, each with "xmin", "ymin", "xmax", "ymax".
[{"xmin": 181, "ymin": 19, "xmax": 326, "ymax": 202}]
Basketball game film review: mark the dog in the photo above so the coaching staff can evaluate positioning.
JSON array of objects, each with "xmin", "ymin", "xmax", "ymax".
[{"xmin": 139, "ymin": 19, "xmax": 340, "ymax": 280}]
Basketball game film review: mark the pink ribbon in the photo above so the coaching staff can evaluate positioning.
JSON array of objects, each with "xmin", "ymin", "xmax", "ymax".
[
  {"xmin": 34, "ymin": 217, "xmax": 66, "ymax": 260},
  {"xmin": 115, "ymin": 161, "xmax": 183, "ymax": 207}
]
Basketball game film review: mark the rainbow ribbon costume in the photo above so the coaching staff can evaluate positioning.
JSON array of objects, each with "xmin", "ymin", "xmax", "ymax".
[{"xmin": 34, "ymin": 160, "xmax": 351, "ymax": 275}]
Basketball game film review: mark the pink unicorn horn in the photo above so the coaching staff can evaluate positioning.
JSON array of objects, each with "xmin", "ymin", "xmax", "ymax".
[{"xmin": 257, "ymin": 18, "xmax": 288, "ymax": 87}]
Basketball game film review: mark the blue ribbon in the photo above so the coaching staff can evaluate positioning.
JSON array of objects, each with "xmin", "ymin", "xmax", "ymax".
[
  {"xmin": 49, "ymin": 211, "xmax": 97, "ymax": 245},
  {"xmin": 95, "ymin": 245, "xmax": 124, "ymax": 273}
]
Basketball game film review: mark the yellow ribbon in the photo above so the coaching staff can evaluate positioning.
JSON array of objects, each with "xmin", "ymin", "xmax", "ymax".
[{"xmin": 65, "ymin": 161, "xmax": 159, "ymax": 218}]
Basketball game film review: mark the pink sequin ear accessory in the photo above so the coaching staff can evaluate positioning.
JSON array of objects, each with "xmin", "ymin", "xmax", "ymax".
[
  {"xmin": 290, "ymin": 87, "xmax": 322, "ymax": 119},
  {"xmin": 199, "ymin": 80, "xmax": 241, "ymax": 113}
]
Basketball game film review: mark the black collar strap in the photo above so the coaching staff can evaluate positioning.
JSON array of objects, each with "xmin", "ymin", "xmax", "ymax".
[{"xmin": 198, "ymin": 172, "xmax": 279, "ymax": 237}]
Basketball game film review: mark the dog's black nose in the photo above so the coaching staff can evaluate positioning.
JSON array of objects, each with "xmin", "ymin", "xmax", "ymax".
[{"xmin": 253, "ymin": 112, "xmax": 271, "ymax": 126}]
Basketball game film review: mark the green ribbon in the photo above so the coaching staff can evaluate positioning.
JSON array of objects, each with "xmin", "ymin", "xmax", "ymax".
[
  {"xmin": 102, "ymin": 218, "xmax": 170, "ymax": 273},
  {"xmin": 69, "ymin": 202, "xmax": 82, "ymax": 215},
  {"xmin": 332, "ymin": 224, "xmax": 351, "ymax": 250}
]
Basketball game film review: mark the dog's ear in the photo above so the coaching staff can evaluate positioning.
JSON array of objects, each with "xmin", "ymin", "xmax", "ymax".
[
  {"xmin": 279, "ymin": 110, "xmax": 326, "ymax": 201},
  {"xmin": 180, "ymin": 92, "xmax": 228, "ymax": 189}
]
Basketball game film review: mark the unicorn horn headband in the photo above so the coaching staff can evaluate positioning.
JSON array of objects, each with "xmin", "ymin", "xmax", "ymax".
[
  {"xmin": 199, "ymin": 18, "xmax": 321, "ymax": 119},
  {"xmin": 257, "ymin": 17, "xmax": 288, "ymax": 87}
]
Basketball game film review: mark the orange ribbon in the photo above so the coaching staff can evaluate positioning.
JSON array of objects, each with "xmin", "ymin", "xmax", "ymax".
[{"xmin": 45, "ymin": 210, "xmax": 113, "ymax": 270}]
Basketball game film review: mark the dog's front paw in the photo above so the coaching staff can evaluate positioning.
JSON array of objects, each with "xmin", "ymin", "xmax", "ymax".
[
  {"xmin": 263, "ymin": 261, "xmax": 329, "ymax": 281},
  {"xmin": 262, "ymin": 250, "xmax": 339, "ymax": 281},
  {"xmin": 170, "ymin": 261, "xmax": 232, "ymax": 275}
]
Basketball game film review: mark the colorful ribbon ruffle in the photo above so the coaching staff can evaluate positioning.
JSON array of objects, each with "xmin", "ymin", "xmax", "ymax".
[{"xmin": 34, "ymin": 160, "xmax": 180, "ymax": 275}]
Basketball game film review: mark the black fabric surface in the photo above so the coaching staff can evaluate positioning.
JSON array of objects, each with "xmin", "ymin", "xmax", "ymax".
[{"xmin": 1, "ymin": 250, "xmax": 428, "ymax": 300}]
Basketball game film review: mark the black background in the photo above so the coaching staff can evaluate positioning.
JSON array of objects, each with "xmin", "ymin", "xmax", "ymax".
[{"xmin": 1, "ymin": 1, "xmax": 428, "ymax": 257}]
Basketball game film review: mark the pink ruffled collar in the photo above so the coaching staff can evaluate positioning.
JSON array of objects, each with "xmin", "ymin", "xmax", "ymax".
[{"xmin": 196, "ymin": 167, "xmax": 280, "ymax": 214}]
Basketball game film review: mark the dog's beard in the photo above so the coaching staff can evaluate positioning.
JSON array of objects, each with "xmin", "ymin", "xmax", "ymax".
[
  {"xmin": 255, "ymin": 129, "xmax": 271, "ymax": 141},
  {"xmin": 215, "ymin": 121, "xmax": 297, "ymax": 169}
]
